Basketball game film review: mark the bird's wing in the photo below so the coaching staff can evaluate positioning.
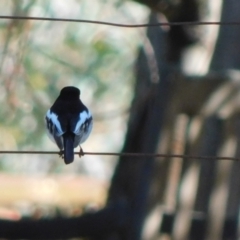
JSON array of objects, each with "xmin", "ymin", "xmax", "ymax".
[
  {"xmin": 45, "ymin": 110, "xmax": 64, "ymax": 149},
  {"xmin": 72, "ymin": 110, "xmax": 93, "ymax": 146}
]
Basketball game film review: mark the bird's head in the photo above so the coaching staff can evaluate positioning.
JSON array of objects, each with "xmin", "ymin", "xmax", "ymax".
[{"xmin": 59, "ymin": 86, "xmax": 80, "ymax": 100}]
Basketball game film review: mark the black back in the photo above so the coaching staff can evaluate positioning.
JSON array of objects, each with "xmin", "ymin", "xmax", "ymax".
[{"xmin": 50, "ymin": 86, "xmax": 88, "ymax": 132}]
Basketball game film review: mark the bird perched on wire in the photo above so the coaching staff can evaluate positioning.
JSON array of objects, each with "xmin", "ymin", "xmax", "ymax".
[{"xmin": 45, "ymin": 86, "xmax": 93, "ymax": 164}]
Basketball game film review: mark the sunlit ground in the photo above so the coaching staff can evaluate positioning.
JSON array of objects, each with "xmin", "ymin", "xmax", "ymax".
[{"xmin": 0, "ymin": 173, "xmax": 107, "ymax": 219}]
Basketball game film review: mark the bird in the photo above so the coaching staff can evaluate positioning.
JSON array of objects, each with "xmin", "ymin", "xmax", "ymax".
[{"xmin": 45, "ymin": 86, "xmax": 93, "ymax": 164}]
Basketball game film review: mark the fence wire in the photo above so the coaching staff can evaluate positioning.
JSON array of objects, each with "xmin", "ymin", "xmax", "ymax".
[
  {"xmin": 0, "ymin": 15, "xmax": 239, "ymax": 161},
  {"xmin": 1, "ymin": 15, "xmax": 240, "ymax": 27},
  {"xmin": 0, "ymin": 151, "xmax": 239, "ymax": 161}
]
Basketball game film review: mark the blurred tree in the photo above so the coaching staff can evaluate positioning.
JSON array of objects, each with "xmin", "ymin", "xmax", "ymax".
[
  {"xmin": 134, "ymin": 0, "xmax": 203, "ymax": 61},
  {"xmin": 104, "ymin": 0, "xmax": 238, "ymax": 239}
]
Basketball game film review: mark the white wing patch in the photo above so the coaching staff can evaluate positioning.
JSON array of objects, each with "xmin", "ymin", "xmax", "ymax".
[
  {"xmin": 73, "ymin": 110, "xmax": 93, "ymax": 146},
  {"xmin": 46, "ymin": 110, "xmax": 64, "ymax": 136},
  {"xmin": 73, "ymin": 110, "xmax": 91, "ymax": 133},
  {"xmin": 45, "ymin": 109, "xmax": 92, "ymax": 149},
  {"xmin": 79, "ymin": 119, "xmax": 93, "ymax": 143}
]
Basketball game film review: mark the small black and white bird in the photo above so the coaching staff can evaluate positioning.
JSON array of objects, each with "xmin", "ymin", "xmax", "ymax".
[{"xmin": 45, "ymin": 86, "xmax": 93, "ymax": 164}]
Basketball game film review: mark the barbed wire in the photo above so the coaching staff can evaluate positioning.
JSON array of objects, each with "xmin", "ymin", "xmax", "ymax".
[
  {"xmin": 0, "ymin": 150, "xmax": 239, "ymax": 161},
  {"xmin": 1, "ymin": 15, "xmax": 240, "ymax": 27}
]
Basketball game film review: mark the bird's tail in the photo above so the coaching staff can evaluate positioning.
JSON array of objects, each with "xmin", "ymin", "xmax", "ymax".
[{"xmin": 63, "ymin": 133, "xmax": 75, "ymax": 164}]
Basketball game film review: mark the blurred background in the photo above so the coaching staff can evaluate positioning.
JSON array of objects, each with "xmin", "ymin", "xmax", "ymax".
[
  {"xmin": 0, "ymin": 0, "xmax": 148, "ymax": 218},
  {"xmin": 1, "ymin": 1, "xmax": 240, "ymax": 240}
]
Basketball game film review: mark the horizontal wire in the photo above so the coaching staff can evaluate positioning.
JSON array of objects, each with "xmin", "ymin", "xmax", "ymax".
[
  {"xmin": 0, "ymin": 151, "xmax": 239, "ymax": 161},
  {"xmin": 0, "ymin": 15, "xmax": 238, "ymax": 161},
  {"xmin": 0, "ymin": 15, "xmax": 240, "ymax": 27}
]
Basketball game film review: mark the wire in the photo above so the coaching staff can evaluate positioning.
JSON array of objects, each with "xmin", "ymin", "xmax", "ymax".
[
  {"xmin": 0, "ymin": 15, "xmax": 240, "ymax": 27},
  {"xmin": 0, "ymin": 151, "xmax": 239, "ymax": 161},
  {"xmin": 0, "ymin": 15, "xmax": 238, "ymax": 162}
]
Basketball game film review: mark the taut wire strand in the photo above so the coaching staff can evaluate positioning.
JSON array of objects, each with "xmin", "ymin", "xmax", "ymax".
[
  {"xmin": 0, "ymin": 151, "xmax": 239, "ymax": 161},
  {"xmin": 0, "ymin": 15, "xmax": 239, "ymax": 162},
  {"xmin": 0, "ymin": 16, "xmax": 240, "ymax": 27}
]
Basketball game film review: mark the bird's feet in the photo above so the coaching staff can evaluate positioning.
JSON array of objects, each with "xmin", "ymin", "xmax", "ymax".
[
  {"xmin": 59, "ymin": 150, "xmax": 64, "ymax": 159},
  {"xmin": 79, "ymin": 146, "xmax": 84, "ymax": 158}
]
